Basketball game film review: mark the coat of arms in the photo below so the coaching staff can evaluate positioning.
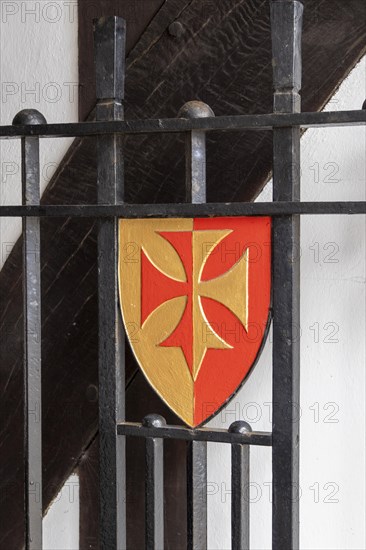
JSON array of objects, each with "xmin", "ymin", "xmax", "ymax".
[{"xmin": 119, "ymin": 217, "xmax": 271, "ymax": 427}]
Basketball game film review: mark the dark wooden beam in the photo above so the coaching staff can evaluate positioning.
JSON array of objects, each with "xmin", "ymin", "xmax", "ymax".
[{"xmin": 0, "ymin": 0, "xmax": 365, "ymax": 547}]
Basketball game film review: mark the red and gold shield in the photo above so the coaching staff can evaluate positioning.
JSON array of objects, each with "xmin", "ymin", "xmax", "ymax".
[{"xmin": 119, "ymin": 217, "xmax": 271, "ymax": 427}]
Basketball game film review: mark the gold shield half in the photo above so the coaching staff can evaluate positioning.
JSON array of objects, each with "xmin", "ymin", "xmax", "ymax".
[{"xmin": 119, "ymin": 218, "xmax": 195, "ymax": 425}]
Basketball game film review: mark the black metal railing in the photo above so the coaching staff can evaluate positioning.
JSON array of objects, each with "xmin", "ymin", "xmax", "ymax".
[{"xmin": 0, "ymin": 2, "xmax": 365, "ymax": 549}]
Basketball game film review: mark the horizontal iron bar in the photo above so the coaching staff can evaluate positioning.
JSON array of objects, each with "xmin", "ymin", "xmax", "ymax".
[
  {"xmin": 0, "ymin": 201, "xmax": 365, "ymax": 218},
  {"xmin": 0, "ymin": 110, "xmax": 365, "ymax": 139},
  {"xmin": 117, "ymin": 422, "xmax": 272, "ymax": 446}
]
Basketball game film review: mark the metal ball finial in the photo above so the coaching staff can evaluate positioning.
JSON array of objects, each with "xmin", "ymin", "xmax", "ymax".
[
  {"xmin": 12, "ymin": 109, "xmax": 47, "ymax": 126},
  {"xmin": 229, "ymin": 420, "xmax": 252, "ymax": 434},
  {"xmin": 178, "ymin": 100, "xmax": 215, "ymax": 119},
  {"xmin": 142, "ymin": 414, "xmax": 167, "ymax": 428}
]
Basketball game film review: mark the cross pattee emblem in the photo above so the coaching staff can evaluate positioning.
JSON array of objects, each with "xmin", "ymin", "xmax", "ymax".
[{"xmin": 141, "ymin": 230, "xmax": 249, "ymax": 380}]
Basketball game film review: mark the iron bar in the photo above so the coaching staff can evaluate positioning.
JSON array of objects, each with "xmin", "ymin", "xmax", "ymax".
[
  {"xmin": 180, "ymin": 100, "xmax": 213, "ymax": 550},
  {"xmin": 0, "ymin": 201, "xmax": 365, "ymax": 218},
  {"xmin": 0, "ymin": 109, "xmax": 365, "ymax": 139},
  {"xmin": 117, "ymin": 423, "xmax": 272, "ymax": 446},
  {"xmin": 143, "ymin": 415, "xmax": 165, "ymax": 550},
  {"xmin": 179, "ymin": 101, "xmax": 215, "ymax": 203},
  {"xmin": 230, "ymin": 421, "xmax": 252, "ymax": 550},
  {"xmin": 95, "ymin": 16, "xmax": 126, "ymax": 549},
  {"xmin": 187, "ymin": 441, "xmax": 207, "ymax": 550},
  {"xmin": 13, "ymin": 109, "xmax": 46, "ymax": 550},
  {"xmin": 271, "ymin": 1, "xmax": 303, "ymax": 549}
]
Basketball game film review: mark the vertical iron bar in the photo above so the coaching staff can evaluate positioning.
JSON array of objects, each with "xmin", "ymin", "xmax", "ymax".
[
  {"xmin": 229, "ymin": 421, "xmax": 252, "ymax": 550},
  {"xmin": 179, "ymin": 101, "xmax": 214, "ymax": 204},
  {"xmin": 187, "ymin": 440, "xmax": 207, "ymax": 550},
  {"xmin": 94, "ymin": 16, "xmax": 126, "ymax": 549},
  {"xmin": 143, "ymin": 415, "xmax": 166, "ymax": 550},
  {"xmin": 270, "ymin": 2, "xmax": 303, "ymax": 549},
  {"xmin": 13, "ymin": 109, "xmax": 46, "ymax": 549},
  {"xmin": 179, "ymin": 101, "xmax": 214, "ymax": 550}
]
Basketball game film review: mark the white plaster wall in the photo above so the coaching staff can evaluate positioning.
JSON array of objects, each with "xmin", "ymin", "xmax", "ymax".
[
  {"xmin": 43, "ymin": 474, "xmax": 80, "ymax": 549},
  {"xmin": 0, "ymin": 0, "xmax": 78, "ymax": 268},
  {"xmin": 299, "ymin": 57, "xmax": 365, "ymax": 550},
  {"xmin": 208, "ymin": 56, "xmax": 366, "ymax": 550}
]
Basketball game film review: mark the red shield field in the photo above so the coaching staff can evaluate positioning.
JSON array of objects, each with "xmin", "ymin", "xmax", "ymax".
[{"xmin": 119, "ymin": 217, "xmax": 271, "ymax": 427}]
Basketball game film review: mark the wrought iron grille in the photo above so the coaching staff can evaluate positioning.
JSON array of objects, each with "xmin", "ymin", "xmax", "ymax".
[{"xmin": 1, "ymin": 2, "xmax": 365, "ymax": 549}]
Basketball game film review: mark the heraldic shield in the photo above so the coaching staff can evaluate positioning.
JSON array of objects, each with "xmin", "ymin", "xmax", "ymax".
[{"xmin": 119, "ymin": 217, "xmax": 271, "ymax": 427}]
